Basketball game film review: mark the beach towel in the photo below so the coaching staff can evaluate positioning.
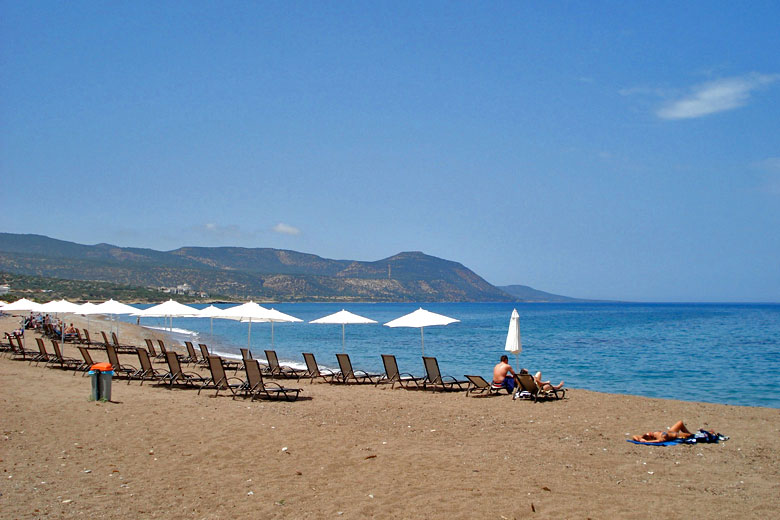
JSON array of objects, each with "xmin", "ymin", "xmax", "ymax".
[{"xmin": 626, "ymin": 439, "xmax": 685, "ymax": 447}]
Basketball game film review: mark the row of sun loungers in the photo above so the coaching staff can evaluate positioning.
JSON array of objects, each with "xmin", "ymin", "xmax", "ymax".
[{"xmin": 2, "ymin": 331, "xmax": 564, "ymax": 402}]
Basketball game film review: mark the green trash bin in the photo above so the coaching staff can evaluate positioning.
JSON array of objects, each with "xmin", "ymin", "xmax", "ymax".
[
  {"xmin": 98, "ymin": 371, "xmax": 114, "ymax": 402},
  {"xmin": 89, "ymin": 372, "xmax": 100, "ymax": 401}
]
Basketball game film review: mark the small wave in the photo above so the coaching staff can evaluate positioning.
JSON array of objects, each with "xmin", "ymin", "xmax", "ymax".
[{"xmin": 143, "ymin": 326, "xmax": 199, "ymax": 336}]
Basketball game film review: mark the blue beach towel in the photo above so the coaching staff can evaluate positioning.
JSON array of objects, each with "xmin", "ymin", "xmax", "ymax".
[{"xmin": 626, "ymin": 439, "xmax": 685, "ymax": 447}]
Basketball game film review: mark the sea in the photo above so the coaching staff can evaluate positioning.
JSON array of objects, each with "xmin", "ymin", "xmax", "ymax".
[{"xmin": 119, "ymin": 302, "xmax": 780, "ymax": 409}]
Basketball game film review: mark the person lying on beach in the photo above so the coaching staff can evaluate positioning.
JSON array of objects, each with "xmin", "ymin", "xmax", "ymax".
[
  {"xmin": 632, "ymin": 420, "xmax": 694, "ymax": 443},
  {"xmin": 534, "ymin": 371, "xmax": 564, "ymax": 391},
  {"xmin": 492, "ymin": 355, "xmax": 519, "ymax": 393}
]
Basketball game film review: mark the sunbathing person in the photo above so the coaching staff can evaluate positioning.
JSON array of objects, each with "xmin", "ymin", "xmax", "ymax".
[
  {"xmin": 492, "ymin": 355, "xmax": 518, "ymax": 393},
  {"xmin": 632, "ymin": 420, "xmax": 694, "ymax": 443},
  {"xmin": 534, "ymin": 371, "xmax": 564, "ymax": 391}
]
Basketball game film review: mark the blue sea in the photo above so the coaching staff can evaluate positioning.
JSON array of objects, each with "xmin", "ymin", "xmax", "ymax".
[{"xmin": 122, "ymin": 302, "xmax": 780, "ymax": 409}]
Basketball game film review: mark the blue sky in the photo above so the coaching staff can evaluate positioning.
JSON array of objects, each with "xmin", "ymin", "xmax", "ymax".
[{"xmin": 1, "ymin": 2, "xmax": 779, "ymax": 302}]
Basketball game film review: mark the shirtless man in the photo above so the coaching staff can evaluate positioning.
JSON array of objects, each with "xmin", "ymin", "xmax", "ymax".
[
  {"xmin": 632, "ymin": 420, "xmax": 693, "ymax": 443},
  {"xmin": 492, "ymin": 355, "xmax": 518, "ymax": 394}
]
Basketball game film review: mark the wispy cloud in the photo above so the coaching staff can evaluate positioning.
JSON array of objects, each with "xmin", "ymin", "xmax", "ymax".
[
  {"xmin": 272, "ymin": 223, "xmax": 301, "ymax": 236},
  {"xmin": 657, "ymin": 73, "xmax": 779, "ymax": 120}
]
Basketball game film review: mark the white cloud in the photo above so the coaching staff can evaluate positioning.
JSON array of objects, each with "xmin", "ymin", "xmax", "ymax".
[
  {"xmin": 272, "ymin": 223, "xmax": 301, "ymax": 236},
  {"xmin": 657, "ymin": 73, "xmax": 779, "ymax": 120}
]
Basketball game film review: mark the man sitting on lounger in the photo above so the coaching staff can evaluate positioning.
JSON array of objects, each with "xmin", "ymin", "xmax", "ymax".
[{"xmin": 492, "ymin": 355, "xmax": 519, "ymax": 393}]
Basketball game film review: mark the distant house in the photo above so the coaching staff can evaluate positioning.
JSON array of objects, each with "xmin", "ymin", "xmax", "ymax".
[{"xmin": 0, "ymin": 284, "xmax": 9, "ymax": 296}]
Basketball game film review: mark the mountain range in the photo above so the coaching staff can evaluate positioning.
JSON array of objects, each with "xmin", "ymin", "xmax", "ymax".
[{"xmin": 0, "ymin": 233, "xmax": 584, "ymax": 302}]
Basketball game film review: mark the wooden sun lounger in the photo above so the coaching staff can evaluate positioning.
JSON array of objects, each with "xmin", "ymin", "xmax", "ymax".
[
  {"xmin": 77, "ymin": 346, "xmax": 97, "ymax": 376},
  {"xmin": 242, "ymin": 359, "xmax": 302, "ymax": 402},
  {"xmin": 334, "ymin": 353, "xmax": 381, "ymax": 384},
  {"xmin": 376, "ymin": 354, "xmax": 424, "ymax": 389},
  {"xmin": 82, "ymin": 330, "xmax": 105, "ymax": 350},
  {"xmin": 183, "ymin": 341, "xmax": 200, "ymax": 365},
  {"xmin": 300, "ymin": 353, "xmax": 336, "ymax": 383},
  {"xmin": 421, "ymin": 356, "xmax": 468, "ymax": 392}
]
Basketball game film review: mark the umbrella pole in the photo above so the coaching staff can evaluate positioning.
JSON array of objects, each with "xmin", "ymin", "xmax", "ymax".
[
  {"xmin": 271, "ymin": 321, "xmax": 275, "ymax": 347},
  {"xmin": 341, "ymin": 324, "xmax": 345, "ymax": 353},
  {"xmin": 421, "ymin": 327, "xmax": 425, "ymax": 356},
  {"xmin": 248, "ymin": 320, "xmax": 252, "ymax": 349},
  {"xmin": 515, "ymin": 352, "xmax": 520, "ymax": 372}
]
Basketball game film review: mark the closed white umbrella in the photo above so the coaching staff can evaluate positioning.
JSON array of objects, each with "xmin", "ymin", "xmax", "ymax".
[
  {"xmin": 240, "ymin": 308, "xmax": 301, "ymax": 347},
  {"xmin": 310, "ymin": 309, "xmax": 377, "ymax": 353},
  {"xmin": 505, "ymin": 308, "xmax": 522, "ymax": 371},
  {"xmin": 384, "ymin": 307, "xmax": 459, "ymax": 355}
]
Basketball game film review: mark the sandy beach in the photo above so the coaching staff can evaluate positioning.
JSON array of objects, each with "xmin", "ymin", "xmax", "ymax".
[{"xmin": 1, "ymin": 314, "xmax": 778, "ymax": 519}]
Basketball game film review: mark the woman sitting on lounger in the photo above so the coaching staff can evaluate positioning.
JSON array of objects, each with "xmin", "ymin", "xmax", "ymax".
[
  {"xmin": 534, "ymin": 371, "xmax": 564, "ymax": 391},
  {"xmin": 632, "ymin": 420, "xmax": 694, "ymax": 443}
]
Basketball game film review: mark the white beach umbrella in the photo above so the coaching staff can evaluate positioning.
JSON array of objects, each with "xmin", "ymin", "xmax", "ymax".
[
  {"xmin": 196, "ymin": 304, "xmax": 224, "ymax": 336},
  {"xmin": 310, "ymin": 309, "xmax": 377, "ymax": 353},
  {"xmin": 215, "ymin": 301, "xmax": 272, "ymax": 349},
  {"xmin": 39, "ymin": 300, "xmax": 83, "ymax": 342},
  {"xmin": 133, "ymin": 299, "xmax": 199, "ymax": 331},
  {"xmin": 505, "ymin": 308, "xmax": 522, "ymax": 371},
  {"xmin": 90, "ymin": 299, "xmax": 139, "ymax": 337},
  {"xmin": 2, "ymin": 298, "xmax": 44, "ymax": 313},
  {"xmin": 240, "ymin": 308, "xmax": 302, "ymax": 347},
  {"xmin": 384, "ymin": 307, "xmax": 460, "ymax": 355}
]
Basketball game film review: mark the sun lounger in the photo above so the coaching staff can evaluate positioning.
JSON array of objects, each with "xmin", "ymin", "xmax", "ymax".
[
  {"xmin": 106, "ymin": 344, "xmax": 141, "ymax": 379},
  {"xmin": 240, "ymin": 348, "xmax": 253, "ymax": 361},
  {"xmin": 421, "ymin": 356, "xmax": 468, "ymax": 392},
  {"xmin": 134, "ymin": 347, "xmax": 168, "ymax": 385},
  {"xmin": 334, "ymin": 353, "xmax": 381, "ymax": 384},
  {"xmin": 160, "ymin": 350, "xmax": 209, "ymax": 388},
  {"xmin": 197, "ymin": 356, "xmax": 246, "ymax": 397},
  {"xmin": 77, "ymin": 346, "xmax": 97, "ymax": 376},
  {"xmin": 8, "ymin": 334, "xmax": 36, "ymax": 361},
  {"xmin": 265, "ymin": 349, "xmax": 306, "ymax": 378},
  {"xmin": 110, "ymin": 332, "xmax": 137, "ymax": 354},
  {"xmin": 197, "ymin": 343, "xmax": 241, "ymax": 371},
  {"xmin": 300, "ymin": 352, "xmax": 336, "ymax": 383},
  {"xmin": 47, "ymin": 340, "xmax": 85, "ymax": 371},
  {"xmin": 517, "ymin": 373, "xmax": 565, "ymax": 401},
  {"xmin": 376, "ymin": 354, "xmax": 424, "ymax": 389},
  {"xmin": 82, "ymin": 330, "xmax": 104, "ymax": 350},
  {"xmin": 32, "ymin": 337, "xmax": 53, "ymax": 365},
  {"xmin": 242, "ymin": 359, "xmax": 302, "ymax": 401},
  {"xmin": 464, "ymin": 375, "xmax": 507, "ymax": 397},
  {"xmin": 183, "ymin": 341, "xmax": 200, "ymax": 365}
]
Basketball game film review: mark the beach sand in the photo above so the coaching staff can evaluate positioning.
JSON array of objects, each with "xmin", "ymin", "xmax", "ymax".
[{"xmin": 1, "ymin": 315, "xmax": 779, "ymax": 519}]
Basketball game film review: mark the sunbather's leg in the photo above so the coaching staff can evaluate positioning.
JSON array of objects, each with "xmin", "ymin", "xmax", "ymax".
[{"xmin": 668, "ymin": 420, "xmax": 691, "ymax": 434}]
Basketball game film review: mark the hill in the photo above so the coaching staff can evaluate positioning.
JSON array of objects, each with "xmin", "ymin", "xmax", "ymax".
[
  {"xmin": 498, "ymin": 284, "xmax": 597, "ymax": 302},
  {"xmin": 0, "ymin": 233, "xmax": 515, "ymax": 302}
]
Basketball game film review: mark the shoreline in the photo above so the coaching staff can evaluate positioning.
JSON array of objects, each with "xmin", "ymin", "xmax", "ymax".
[{"xmin": 2, "ymin": 314, "xmax": 779, "ymax": 518}]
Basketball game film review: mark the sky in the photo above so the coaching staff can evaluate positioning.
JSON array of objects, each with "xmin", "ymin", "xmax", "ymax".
[{"xmin": 1, "ymin": 2, "xmax": 779, "ymax": 302}]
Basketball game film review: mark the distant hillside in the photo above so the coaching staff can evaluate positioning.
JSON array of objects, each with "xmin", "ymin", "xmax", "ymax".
[
  {"xmin": 0, "ymin": 233, "xmax": 516, "ymax": 302},
  {"xmin": 498, "ymin": 284, "xmax": 595, "ymax": 303}
]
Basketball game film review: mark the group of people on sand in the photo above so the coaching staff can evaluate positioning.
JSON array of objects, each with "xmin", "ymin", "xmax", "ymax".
[
  {"xmin": 491, "ymin": 355, "xmax": 720, "ymax": 444},
  {"xmin": 492, "ymin": 354, "xmax": 564, "ymax": 394}
]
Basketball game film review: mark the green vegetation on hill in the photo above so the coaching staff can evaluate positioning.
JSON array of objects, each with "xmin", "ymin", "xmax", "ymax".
[
  {"xmin": 0, "ymin": 272, "xmax": 219, "ymax": 303},
  {"xmin": 0, "ymin": 233, "xmax": 516, "ymax": 302}
]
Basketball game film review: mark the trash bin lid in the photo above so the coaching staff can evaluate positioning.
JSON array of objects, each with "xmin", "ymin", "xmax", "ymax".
[{"xmin": 90, "ymin": 362, "xmax": 113, "ymax": 371}]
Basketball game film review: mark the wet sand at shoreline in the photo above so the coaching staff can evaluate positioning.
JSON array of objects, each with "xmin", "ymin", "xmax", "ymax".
[{"xmin": 2, "ymin": 314, "xmax": 779, "ymax": 519}]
